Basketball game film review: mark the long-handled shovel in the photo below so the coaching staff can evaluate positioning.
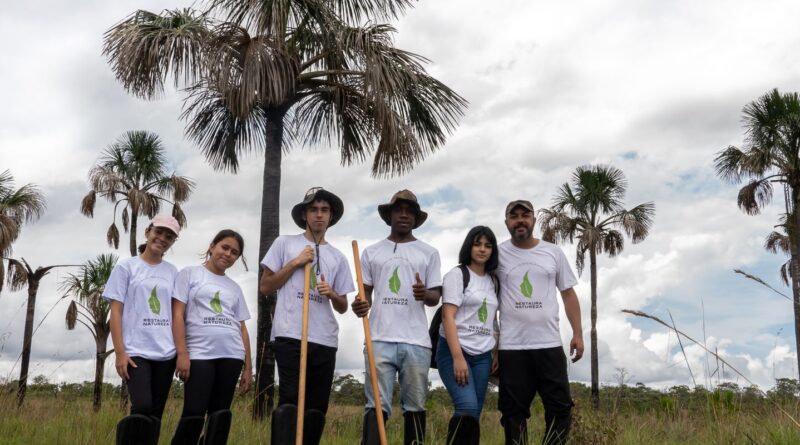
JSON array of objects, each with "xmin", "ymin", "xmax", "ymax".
[
  {"xmin": 296, "ymin": 263, "xmax": 312, "ymax": 445},
  {"xmin": 352, "ymin": 241, "xmax": 388, "ymax": 445}
]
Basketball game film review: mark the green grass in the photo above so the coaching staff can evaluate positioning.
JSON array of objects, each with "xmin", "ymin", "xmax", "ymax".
[{"xmin": 1, "ymin": 392, "xmax": 800, "ymax": 444}]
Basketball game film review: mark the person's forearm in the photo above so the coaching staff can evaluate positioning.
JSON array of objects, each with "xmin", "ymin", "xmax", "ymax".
[
  {"xmin": 330, "ymin": 294, "xmax": 348, "ymax": 314},
  {"xmin": 172, "ymin": 300, "xmax": 188, "ymax": 355},
  {"xmin": 110, "ymin": 301, "xmax": 126, "ymax": 354},
  {"xmin": 241, "ymin": 324, "xmax": 252, "ymax": 371},
  {"xmin": 260, "ymin": 262, "xmax": 301, "ymax": 295},
  {"xmin": 424, "ymin": 287, "xmax": 441, "ymax": 307},
  {"xmin": 561, "ymin": 288, "xmax": 583, "ymax": 336},
  {"xmin": 442, "ymin": 305, "xmax": 464, "ymax": 359}
]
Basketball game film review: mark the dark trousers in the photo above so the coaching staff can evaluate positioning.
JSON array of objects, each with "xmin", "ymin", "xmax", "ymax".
[
  {"xmin": 498, "ymin": 347, "xmax": 573, "ymax": 444},
  {"xmin": 181, "ymin": 358, "xmax": 244, "ymax": 417},
  {"xmin": 128, "ymin": 356, "xmax": 176, "ymax": 418},
  {"xmin": 273, "ymin": 337, "xmax": 337, "ymax": 413}
]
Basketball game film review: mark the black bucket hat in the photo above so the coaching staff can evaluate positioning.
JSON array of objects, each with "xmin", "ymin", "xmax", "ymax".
[
  {"xmin": 377, "ymin": 189, "xmax": 428, "ymax": 229},
  {"xmin": 291, "ymin": 187, "xmax": 344, "ymax": 229}
]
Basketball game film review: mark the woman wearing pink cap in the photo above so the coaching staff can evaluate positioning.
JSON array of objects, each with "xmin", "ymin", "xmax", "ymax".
[{"xmin": 103, "ymin": 214, "xmax": 181, "ymax": 445}]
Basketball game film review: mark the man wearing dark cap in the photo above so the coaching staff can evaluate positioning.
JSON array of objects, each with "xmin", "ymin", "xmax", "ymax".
[
  {"xmin": 496, "ymin": 200, "xmax": 584, "ymax": 445},
  {"xmin": 260, "ymin": 187, "xmax": 355, "ymax": 445},
  {"xmin": 352, "ymin": 189, "xmax": 442, "ymax": 445}
]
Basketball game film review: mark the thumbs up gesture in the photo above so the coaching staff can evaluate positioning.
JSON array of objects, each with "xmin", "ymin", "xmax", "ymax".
[
  {"xmin": 317, "ymin": 274, "xmax": 335, "ymax": 299},
  {"xmin": 412, "ymin": 272, "xmax": 427, "ymax": 301}
]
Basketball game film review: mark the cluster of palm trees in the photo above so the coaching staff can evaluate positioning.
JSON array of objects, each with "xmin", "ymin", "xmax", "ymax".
[{"xmin": 715, "ymin": 88, "xmax": 800, "ymax": 383}]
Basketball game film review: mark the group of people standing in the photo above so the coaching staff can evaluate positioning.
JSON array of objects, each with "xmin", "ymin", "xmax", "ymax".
[{"xmin": 106, "ymin": 186, "xmax": 584, "ymax": 445}]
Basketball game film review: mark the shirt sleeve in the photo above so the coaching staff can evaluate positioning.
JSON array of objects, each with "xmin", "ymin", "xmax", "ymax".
[
  {"xmin": 262, "ymin": 236, "xmax": 285, "ymax": 272},
  {"xmin": 360, "ymin": 247, "xmax": 373, "ymax": 286},
  {"xmin": 426, "ymin": 249, "xmax": 443, "ymax": 288},
  {"xmin": 171, "ymin": 267, "xmax": 192, "ymax": 304},
  {"xmin": 441, "ymin": 268, "xmax": 464, "ymax": 307},
  {"xmin": 333, "ymin": 252, "xmax": 356, "ymax": 296},
  {"xmin": 555, "ymin": 248, "xmax": 578, "ymax": 291},
  {"xmin": 102, "ymin": 262, "xmax": 130, "ymax": 303}
]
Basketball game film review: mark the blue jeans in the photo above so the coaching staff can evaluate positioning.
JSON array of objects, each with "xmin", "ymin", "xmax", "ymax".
[
  {"xmin": 436, "ymin": 337, "xmax": 493, "ymax": 417},
  {"xmin": 364, "ymin": 341, "xmax": 431, "ymax": 418}
]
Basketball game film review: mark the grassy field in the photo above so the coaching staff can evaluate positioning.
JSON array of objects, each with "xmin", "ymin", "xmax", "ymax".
[{"xmin": 2, "ymin": 390, "xmax": 800, "ymax": 445}]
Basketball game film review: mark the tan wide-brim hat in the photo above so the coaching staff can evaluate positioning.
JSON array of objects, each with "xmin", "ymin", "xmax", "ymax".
[
  {"xmin": 377, "ymin": 189, "xmax": 428, "ymax": 229},
  {"xmin": 291, "ymin": 187, "xmax": 344, "ymax": 229}
]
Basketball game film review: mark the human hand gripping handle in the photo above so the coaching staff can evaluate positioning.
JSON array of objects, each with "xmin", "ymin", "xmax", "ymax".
[
  {"xmin": 292, "ymin": 246, "xmax": 314, "ymax": 268},
  {"xmin": 412, "ymin": 272, "xmax": 427, "ymax": 301}
]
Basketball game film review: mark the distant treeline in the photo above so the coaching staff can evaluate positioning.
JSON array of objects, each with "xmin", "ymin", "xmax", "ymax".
[{"xmin": 3, "ymin": 374, "xmax": 799, "ymax": 413}]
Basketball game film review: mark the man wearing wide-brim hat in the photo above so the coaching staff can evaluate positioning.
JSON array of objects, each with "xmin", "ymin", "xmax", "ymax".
[
  {"xmin": 352, "ymin": 189, "xmax": 442, "ymax": 445},
  {"xmin": 260, "ymin": 187, "xmax": 355, "ymax": 445}
]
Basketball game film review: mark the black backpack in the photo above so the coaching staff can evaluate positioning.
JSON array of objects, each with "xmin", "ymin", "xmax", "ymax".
[{"xmin": 429, "ymin": 265, "xmax": 499, "ymax": 369}]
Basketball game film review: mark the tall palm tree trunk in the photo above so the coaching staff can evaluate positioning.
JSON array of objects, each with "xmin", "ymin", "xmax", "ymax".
[
  {"xmin": 254, "ymin": 109, "xmax": 286, "ymax": 419},
  {"xmin": 17, "ymin": 275, "xmax": 38, "ymax": 408},
  {"xmin": 93, "ymin": 340, "xmax": 108, "ymax": 412},
  {"xmin": 129, "ymin": 211, "xmax": 139, "ymax": 257},
  {"xmin": 792, "ymin": 191, "xmax": 800, "ymax": 380},
  {"xmin": 590, "ymin": 248, "xmax": 599, "ymax": 409}
]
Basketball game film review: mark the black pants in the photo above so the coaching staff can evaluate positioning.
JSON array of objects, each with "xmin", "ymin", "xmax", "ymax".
[
  {"xmin": 128, "ymin": 356, "xmax": 176, "ymax": 418},
  {"xmin": 498, "ymin": 347, "xmax": 573, "ymax": 443},
  {"xmin": 273, "ymin": 337, "xmax": 337, "ymax": 413},
  {"xmin": 181, "ymin": 358, "xmax": 244, "ymax": 417}
]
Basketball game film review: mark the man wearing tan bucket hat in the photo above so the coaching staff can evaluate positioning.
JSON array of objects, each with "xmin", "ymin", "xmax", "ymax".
[
  {"xmin": 260, "ymin": 187, "xmax": 355, "ymax": 445},
  {"xmin": 352, "ymin": 189, "xmax": 442, "ymax": 445}
]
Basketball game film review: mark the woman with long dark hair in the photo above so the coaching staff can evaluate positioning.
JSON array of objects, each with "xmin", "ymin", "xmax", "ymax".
[
  {"xmin": 170, "ymin": 229, "xmax": 252, "ymax": 445},
  {"xmin": 104, "ymin": 214, "xmax": 181, "ymax": 444},
  {"xmin": 437, "ymin": 225, "xmax": 500, "ymax": 444}
]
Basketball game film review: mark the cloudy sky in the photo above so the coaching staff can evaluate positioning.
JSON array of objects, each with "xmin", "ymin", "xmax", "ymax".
[{"xmin": 1, "ymin": 0, "xmax": 799, "ymax": 392}]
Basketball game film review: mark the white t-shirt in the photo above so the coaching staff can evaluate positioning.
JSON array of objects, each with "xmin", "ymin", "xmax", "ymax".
[
  {"xmin": 262, "ymin": 234, "xmax": 355, "ymax": 348},
  {"xmin": 361, "ymin": 239, "xmax": 442, "ymax": 348},
  {"xmin": 102, "ymin": 256, "xmax": 178, "ymax": 361},
  {"xmin": 439, "ymin": 267, "xmax": 498, "ymax": 355},
  {"xmin": 172, "ymin": 265, "xmax": 251, "ymax": 360},
  {"xmin": 497, "ymin": 240, "xmax": 577, "ymax": 350}
]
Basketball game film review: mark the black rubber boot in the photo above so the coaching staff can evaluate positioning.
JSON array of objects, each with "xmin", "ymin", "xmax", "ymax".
[
  {"xmin": 446, "ymin": 415, "xmax": 480, "ymax": 445},
  {"xmin": 200, "ymin": 409, "xmax": 233, "ymax": 445},
  {"xmin": 361, "ymin": 409, "xmax": 389, "ymax": 445},
  {"xmin": 171, "ymin": 416, "xmax": 204, "ymax": 445},
  {"xmin": 116, "ymin": 414, "xmax": 157, "ymax": 445},
  {"xmin": 149, "ymin": 416, "xmax": 162, "ymax": 445},
  {"xmin": 502, "ymin": 415, "xmax": 528, "ymax": 445},
  {"xmin": 302, "ymin": 409, "xmax": 326, "ymax": 445},
  {"xmin": 542, "ymin": 409, "xmax": 570, "ymax": 445},
  {"xmin": 403, "ymin": 411, "xmax": 426, "ymax": 445},
  {"xmin": 271, "ymin": 404, "xmax": 297, "ymax": 445}
]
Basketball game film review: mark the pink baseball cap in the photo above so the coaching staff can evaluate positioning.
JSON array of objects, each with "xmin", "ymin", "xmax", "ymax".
[{"xmin": 151, "ymin": 214, "xmax": 181, "ymax": 236}]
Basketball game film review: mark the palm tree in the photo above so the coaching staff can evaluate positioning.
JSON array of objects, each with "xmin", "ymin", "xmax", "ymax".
[
  {"xmin": 539, "ymin": 165, "xmax": 655, "ymax": 409},
  {"xmin": 103, "ymin": 0, "xmax": 466, "ymax": 417},
  {"xmin": 3, "ymin": 258, "xmax": 77, "ymax": 407},
  {"xmin": 62, "ymin": 254, "xmax": 118, "ymax": 412},
  {"xmin": 0, "ymin": 170, "xmax": 45, "ymax": 259},
  {"xmin": 80, "ymin": 131, "xmax": 195, "ymax": 257},
  {"xmin": 715, "ymin": 88, "xmax": 800, "ymax": 379},
  {"xmin": 764, "ymin": 212, "xmax": 794, "ymax": 286}
]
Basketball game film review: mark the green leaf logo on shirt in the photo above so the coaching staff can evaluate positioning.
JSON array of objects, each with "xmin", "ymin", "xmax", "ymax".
[
  {"xmin": 478, "ymin": 297, "xmax": 488, "ymax": 323},
  {"xmin": 210, "ymin": 291, "xmax": 223, "ymax": 315},
  {"xmin": 148, "ymin": 286, "xmax": 161, "ymax": 315},
  {"xmin": 520, "ymin": 272, "xmax": 533, "ymax": 299},
  {"xmin": 389, "ymin": 267, "xmax": 401, "ymax": 294},
  {"xmin": 310, "ymin": 271, "xmax": 317, "ymax": 291}
]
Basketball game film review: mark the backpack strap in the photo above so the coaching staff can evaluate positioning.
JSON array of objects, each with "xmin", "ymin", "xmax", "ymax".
[{"xmin": 458, "ymin": 264, "xmax": 470, "ymax": 292}]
